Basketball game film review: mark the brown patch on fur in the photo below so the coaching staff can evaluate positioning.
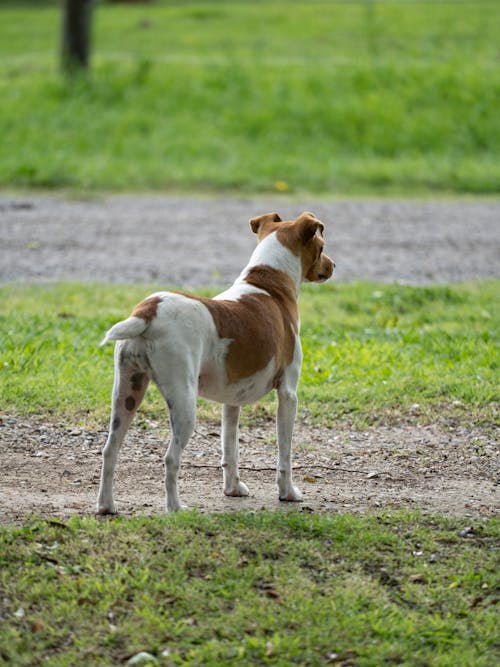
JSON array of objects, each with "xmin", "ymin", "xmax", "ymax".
[
  {"xmin": 131, "ymin": 372, "xmax": 145, "ymax": 392},
  {"xmin": 125, "ymin": 396, "xmax": 136, "ymax": 412},
  {"xmin": 249, "ymin": 214, "xmax": 283, "ymax": 242},
  {"xmin": 276, "ymin": 212, "xmax": 323, "ymax": 256},
  {"xmin": 179, "ymin": 267, "xmax": 298, "ymax": 385},
  {"xmin": 131, "ymin": 296, "xmax": 161, "ymax": 323},
  {"xmin": 244, "ymin": 266, "xmax": 298, "ymax": 335},
  {"xmin": 249, "ymin": 212, "xmax": 282, "ymax": 235}
]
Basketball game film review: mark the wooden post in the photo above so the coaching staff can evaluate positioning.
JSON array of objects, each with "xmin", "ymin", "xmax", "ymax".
[{"xmin": 61, "ymin": 0, "xmax": 94, "ymax": 73}]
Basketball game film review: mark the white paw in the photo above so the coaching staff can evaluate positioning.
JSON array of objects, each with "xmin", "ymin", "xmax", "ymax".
[
  {"xmin": 96, "ymin": 503, "xmax": 116, "ymax": 515},
  {"xmin": 167, "ymin": 501, "xmax": 189, "ymax": 512},
  {"xmin": 279, "ymin": 485, "xmax": 303, "ymax": 502},
  {"xmin": 224, "ymin": 480, "xmax": 250, "ymax": 497}
]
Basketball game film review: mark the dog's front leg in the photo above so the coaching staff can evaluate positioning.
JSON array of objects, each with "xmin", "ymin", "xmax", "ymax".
[
  {"xmin": 276, "ymin": 386, "xmax": 302, "ymax": 501},
  {"xmin": 276, "ymin": 349, "xmax": 303, "ymax": 502},
  {"xmin": 221, "ymin": 404, "xmax": 249, "ymax": 497}
]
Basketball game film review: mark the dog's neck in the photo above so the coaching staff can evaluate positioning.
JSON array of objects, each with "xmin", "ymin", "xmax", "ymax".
[
  {"xmin": 243, "ymin": 232, "xmax": 302, "ymax": 294},
  {"xmin": 214, "ymin": 232, "xmax": 302, "ymax": 303}
]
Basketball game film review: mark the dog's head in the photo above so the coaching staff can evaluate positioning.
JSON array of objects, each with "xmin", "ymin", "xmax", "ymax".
[{"xmin": 249, "ymin": 211, "xmax": 335, "ymax": 283}]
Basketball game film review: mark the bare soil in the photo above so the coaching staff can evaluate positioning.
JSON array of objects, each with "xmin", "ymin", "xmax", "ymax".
[
  {"xmin": 1, "ymin": 194, "xmax": 499, "ymax": 523},
  {"xmin": 1, "ymin": 414, "xmax": 498, "ymax": 524}
]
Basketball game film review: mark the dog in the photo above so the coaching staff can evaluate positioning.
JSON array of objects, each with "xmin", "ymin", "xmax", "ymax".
[{"xmin": 97, "ymin": 211, "xmax": 334, "ymax": 513}]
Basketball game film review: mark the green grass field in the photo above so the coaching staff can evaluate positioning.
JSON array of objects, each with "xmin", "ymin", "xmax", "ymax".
[
  {"xmin": 1, "ymin": 0, "xmax": 499, "ymax": 194},
  {"xmin": 1, "ymin": 281, "xmax": 498, "ymax": 427},
  {"xmin": 1, "ymin": 512, "xmax": 498, "ymax": 666}
]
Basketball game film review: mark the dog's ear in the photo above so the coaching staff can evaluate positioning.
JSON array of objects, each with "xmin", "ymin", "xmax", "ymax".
[
  {"xmin": 295, "ymin": 212, "xmax": 324, "ymax": 243},
  {"xmin": 249, "ymin": 212, "xmax": 282, "ymax": 234}
]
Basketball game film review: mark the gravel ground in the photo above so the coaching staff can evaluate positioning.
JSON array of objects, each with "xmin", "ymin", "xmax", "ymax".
[
  {"xmin": 1, "ymin": 194, "xmax": 499, "ymax": 286},
  {"xmin": 1, "ymin": 194, "xmax": 498, "ymax": 523}
]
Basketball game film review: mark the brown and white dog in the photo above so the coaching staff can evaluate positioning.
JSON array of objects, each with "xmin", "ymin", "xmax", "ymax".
[{"xmin": 97, "ymin": 211, "xmax": 334, "ymax": 513}]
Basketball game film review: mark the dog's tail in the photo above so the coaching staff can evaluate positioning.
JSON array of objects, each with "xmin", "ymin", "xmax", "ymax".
[
  {"xmin": 101, "ymin": 294, "xmax": 163, "ymax": 347},
  {"xmin": 100, "ymin": 316, "xmax": 149, "ymax": 347}
]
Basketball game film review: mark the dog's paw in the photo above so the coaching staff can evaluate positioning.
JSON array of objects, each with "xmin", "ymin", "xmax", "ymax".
[
  {"xmin": 279, "ymin": 485, "xmax": 303, "ymax": 502},
  {"xmin": 224, "ymin": 480, "xmax": 250, "ymax": 497},
  {"xmin": 96, "ymin": 504, "xmax": 117, "ymax": 515},
  {"xmin": 167, "ymin": 501, "xmax": 189, "ymax": 512}
]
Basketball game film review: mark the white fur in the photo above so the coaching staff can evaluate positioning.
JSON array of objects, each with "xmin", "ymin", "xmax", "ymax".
[
  {"xmin": 213, "ymin": 280, "xmax": 267, "ymax": 302},
  {"xmin": 100, "ymin": 317, "xmax": 147, "ymax": 346},
  {"xmin": 97, "ymin": 231, "xmax": 309, "ymax": 513},
  {"xmin": 244, "ymin": 231, "xmax": 302, "ymax": 293}
]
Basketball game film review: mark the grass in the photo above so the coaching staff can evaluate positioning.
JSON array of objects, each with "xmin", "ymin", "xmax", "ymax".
[
  {"xmin": 0, "ymin": 511, "xmax": 498, "ymax": 666},
  {"xmin": 0, "ymin": 1, "xmax": 499, "ymax": 194},
  {"xmin": 0, "ymin": 281, "xmax": 498, "ymax": 427}
]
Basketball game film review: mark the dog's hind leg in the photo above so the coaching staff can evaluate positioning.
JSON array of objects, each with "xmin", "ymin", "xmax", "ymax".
[
  {"xmin": 155, "ymin": 382, "xmax": 197, "ymax": 512},
  {"xmin": 221, "ymin": 404, "xmax": 249, "ymax": 497},
  {"xmin": 97, "ymin": 342, "xmax": 150, "ymax": 515}
]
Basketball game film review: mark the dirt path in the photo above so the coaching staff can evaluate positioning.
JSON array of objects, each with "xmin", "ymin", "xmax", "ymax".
[
  {"xmin": 1, "ymin": 194, "xmax": 499, "ymax": 523},
  {"xmin": 1, "ymin": 415, "xmax": 498, "ymax": 524}
]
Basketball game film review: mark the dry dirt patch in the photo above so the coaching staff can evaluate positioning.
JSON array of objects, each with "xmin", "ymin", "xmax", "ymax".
[{"xmin": 1, "ymin": 415, "xmax": 498, "ymax": 524}]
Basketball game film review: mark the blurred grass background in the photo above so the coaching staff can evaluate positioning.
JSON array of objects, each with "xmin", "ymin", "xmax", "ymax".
[{"xmin": 0, "ymin": 0, "xmax": 499, "ymax": 194}]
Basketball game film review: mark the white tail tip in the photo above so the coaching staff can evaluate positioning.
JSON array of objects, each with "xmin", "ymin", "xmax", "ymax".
[{"xmin": 99, "ymin": 316, "xmax": 148, "ymax": 347}]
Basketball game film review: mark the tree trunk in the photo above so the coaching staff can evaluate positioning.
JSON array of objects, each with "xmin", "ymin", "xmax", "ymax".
[{"xmin": 61, "ymin": 0, "xmax": 94, "ymax": 73}]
